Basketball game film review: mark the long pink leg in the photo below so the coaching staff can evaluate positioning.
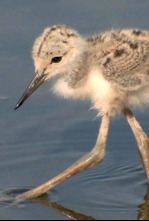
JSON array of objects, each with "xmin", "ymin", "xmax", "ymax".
[
  {"xmin": 13, "ymin": 113, "xmax": 110, "ymax": 203},
  {"xmin": 124, "ymin": 108, "xmax": 149, "ymax": 183}
]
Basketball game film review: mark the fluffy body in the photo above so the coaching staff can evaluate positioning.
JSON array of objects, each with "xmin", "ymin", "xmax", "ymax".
[{"xmin": 32, "ymin": 25, "xmax": 149, "ymax": 116}]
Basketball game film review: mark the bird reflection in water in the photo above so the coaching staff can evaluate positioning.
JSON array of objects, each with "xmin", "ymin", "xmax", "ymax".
[{"xmin": 1, "ymin": 186, "xmax": 149, "ymax": 220}]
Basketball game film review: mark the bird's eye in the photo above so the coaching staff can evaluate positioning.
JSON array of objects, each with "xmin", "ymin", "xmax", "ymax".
[{"xmin": 51, "ymin": 57, "xmax": 62, "ymax": 63}]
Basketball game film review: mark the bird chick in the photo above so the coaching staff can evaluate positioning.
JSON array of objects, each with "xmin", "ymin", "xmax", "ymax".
[
  {"xmin": 13, "ymin": 25, "xmax": 149, "ymax": 202},
  {"xmin": 15, "ymin": 25, "xmax": 149, "ymax": 117}
]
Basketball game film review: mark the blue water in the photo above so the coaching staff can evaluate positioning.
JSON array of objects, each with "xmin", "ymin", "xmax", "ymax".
[{"xmin": 0, "ymin": 0, "xmax": 149, "ymax": 219}]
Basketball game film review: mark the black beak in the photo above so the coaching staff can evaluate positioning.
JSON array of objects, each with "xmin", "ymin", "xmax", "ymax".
[{"xmin": 14, "ymin": 73, "xmax": 47, "ymax": 110}]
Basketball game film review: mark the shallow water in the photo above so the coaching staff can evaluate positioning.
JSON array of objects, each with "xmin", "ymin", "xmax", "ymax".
[{"xmin": 0, "ymin": 0, "xmax": 149, "ymax": 219}]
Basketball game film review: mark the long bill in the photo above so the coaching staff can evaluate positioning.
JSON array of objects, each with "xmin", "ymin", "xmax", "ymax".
[{"xmin": 14, "ymin": 73, "xmax": 47, "ymax": 110}]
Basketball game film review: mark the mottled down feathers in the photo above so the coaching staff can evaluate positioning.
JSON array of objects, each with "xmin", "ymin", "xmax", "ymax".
[{"xmin": 32, "ymin": 25, "xmax": 149, "ymax": 116}]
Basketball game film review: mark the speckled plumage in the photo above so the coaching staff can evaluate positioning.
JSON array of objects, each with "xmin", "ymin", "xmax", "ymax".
[{"xmin": 30, "ymin": 25, "xmax": 149, "ymax": 116}]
